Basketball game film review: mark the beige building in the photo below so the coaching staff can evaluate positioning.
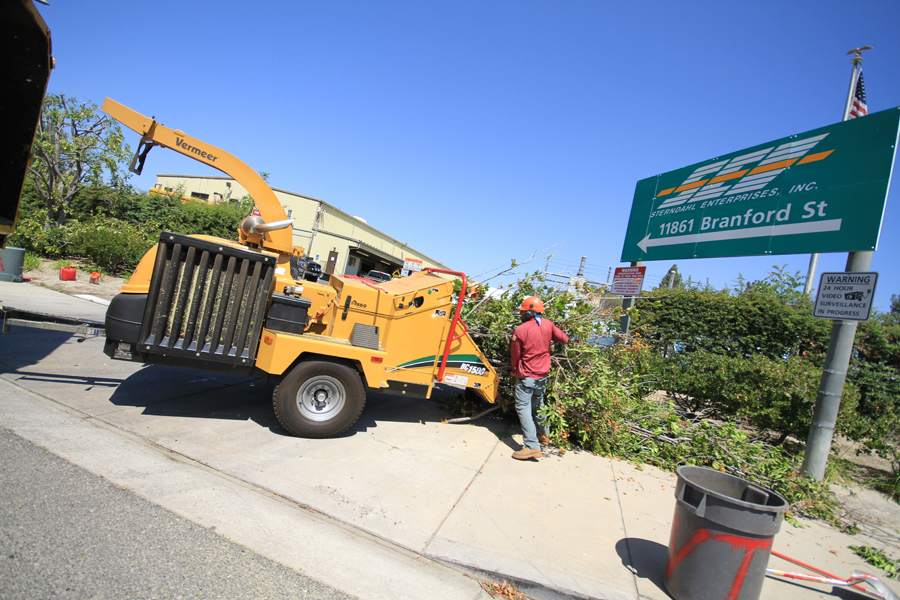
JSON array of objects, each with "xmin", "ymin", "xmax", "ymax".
[{"xmin": 154, "ymin": 175, "xmax": 448, "ymax": 277}]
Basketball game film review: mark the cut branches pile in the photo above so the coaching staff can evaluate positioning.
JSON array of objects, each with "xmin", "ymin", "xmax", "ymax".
[{"xmin": 457, "ymin": 269, "xmax": 887, "ymax": 526}]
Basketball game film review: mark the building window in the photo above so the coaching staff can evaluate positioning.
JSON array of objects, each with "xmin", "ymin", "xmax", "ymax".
[{"xmin": 191, "ymin": 192, "xmax": 210, "ymax": 201}]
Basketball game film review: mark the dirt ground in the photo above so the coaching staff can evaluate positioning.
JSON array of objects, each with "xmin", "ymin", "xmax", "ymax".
[{"xmin": 22, "ymin": 258, "xmax": 127, "ymax": 301}]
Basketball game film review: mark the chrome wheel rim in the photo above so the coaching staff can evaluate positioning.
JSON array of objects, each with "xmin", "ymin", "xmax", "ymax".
[{"xmin": 296, "ymin": 375, "xmax": 346, "ymax": 422}]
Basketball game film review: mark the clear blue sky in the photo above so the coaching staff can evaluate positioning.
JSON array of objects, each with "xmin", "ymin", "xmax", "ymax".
[{"xmin": 35, "ymin": 0, "xmax": 900, "ymax": 311}]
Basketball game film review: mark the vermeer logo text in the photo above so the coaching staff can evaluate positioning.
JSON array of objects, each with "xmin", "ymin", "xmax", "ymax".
[{"xmin": 175, "ymin": 138, "xmax": 219, "ymax": 163}]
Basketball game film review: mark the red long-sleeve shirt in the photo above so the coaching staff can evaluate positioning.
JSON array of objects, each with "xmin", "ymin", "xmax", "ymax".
[{"xmin": 510, "ymin": 317, "xmax": 568, "ymax": 379}]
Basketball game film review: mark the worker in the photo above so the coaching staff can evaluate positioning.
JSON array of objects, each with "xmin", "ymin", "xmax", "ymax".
[{"xmin": 509, "ymin": 296, "xmax": 568, "ymax": 460}]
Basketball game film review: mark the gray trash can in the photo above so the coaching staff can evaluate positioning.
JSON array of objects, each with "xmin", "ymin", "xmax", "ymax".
[
  {"xmin": 0, "ymin": 246, "xmax": 25, "ymax": 282},
  {"xmin": 665, "ymin": 466, "xmax": 788, "ymax": 600}
]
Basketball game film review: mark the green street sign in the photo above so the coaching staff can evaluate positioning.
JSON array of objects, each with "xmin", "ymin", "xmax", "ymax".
[{"xmin": 621, "ymin": 107, "xmax": 900, "ymax": 262}]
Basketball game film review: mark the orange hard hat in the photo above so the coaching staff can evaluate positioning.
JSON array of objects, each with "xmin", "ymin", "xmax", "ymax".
[{"xmin": 519, "ymin": 296, "xmax": 545, "ymax": 313}]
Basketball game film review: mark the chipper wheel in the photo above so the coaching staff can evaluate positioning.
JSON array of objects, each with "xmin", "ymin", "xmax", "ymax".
[{"xmin": 273, "ymin": 360, "xmax": 366, "ymax": 438}]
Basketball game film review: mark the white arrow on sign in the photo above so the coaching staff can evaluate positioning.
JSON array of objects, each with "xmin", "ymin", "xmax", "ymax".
[{"xmin": 637, "ymin": 219, "xmax": 843, "ymax": 253}]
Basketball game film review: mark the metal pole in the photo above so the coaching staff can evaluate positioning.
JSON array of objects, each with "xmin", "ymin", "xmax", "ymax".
[
  {"xmin": 618, "ymin": 261, "xmax": 642, "ymax": 335},
  {"xmin": 841, "ymin": 52, "xmax": 865, "ymax": 121},
  {"xmin": 577, "ymin": 256, "xmax": 586, "ymax": 277},
  {"xmin": 804, "ymin": 252, "xmax": 819, "ymax": 296},
  {"xmin": 801, "ymin": 46, "xmax": 871, "ymax": 480},
  {"xmin": 801, "ymin": 251, "xmax": 872, "ymax": 479},
  {"xmin": 302, "ymin": 203, "xmax": 323, "ymax": 279}
]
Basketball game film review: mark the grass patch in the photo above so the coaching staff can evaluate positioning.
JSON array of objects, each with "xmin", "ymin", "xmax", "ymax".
[
  {"xmin": 22, "ymin": 252, "xmax": 41, "ymax": 271},
  {"xmin": 873, "ymin": 467, "xmax": 900, "ymax": 502}
]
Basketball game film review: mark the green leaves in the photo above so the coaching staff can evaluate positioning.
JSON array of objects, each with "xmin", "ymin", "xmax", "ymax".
[
  {"xmin": 636, "ymin": 284, "xmax": 830, "ymax": 360},
  {"xmin": 29, "ymin": 94, "xmax": 133, "ymax": 229},
  {"xmin": 649, "ymin": 350, "xmax": 859, "ymax": 444},
  {"xmin": 10, "ymin": 184, "xmax": 252, "ymax": 273},
  {"xmin": 849, "ymin": 546, "xmax": 899, "ymax": 578}
]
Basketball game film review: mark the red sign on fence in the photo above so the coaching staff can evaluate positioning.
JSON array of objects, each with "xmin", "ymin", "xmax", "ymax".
[{"xmin": 611, "ymin": 266, "xmax": 646, "ymax": 296}]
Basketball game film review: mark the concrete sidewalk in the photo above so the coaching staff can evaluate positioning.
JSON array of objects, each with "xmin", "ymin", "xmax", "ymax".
[{"xmin": 1, "ymin": 280, "xmax": 898, "ymax": 600}]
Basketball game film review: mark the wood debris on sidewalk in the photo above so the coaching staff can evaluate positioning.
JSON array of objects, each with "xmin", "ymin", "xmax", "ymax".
[{"xmin": 479, "ymin": 578, "xmax": 529, "ymax": 600}]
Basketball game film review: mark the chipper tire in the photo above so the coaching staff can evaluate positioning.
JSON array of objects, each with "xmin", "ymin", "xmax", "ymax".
[{"xmin": 273, "ymin": 361, "xmax": 366, "ymax": 438}]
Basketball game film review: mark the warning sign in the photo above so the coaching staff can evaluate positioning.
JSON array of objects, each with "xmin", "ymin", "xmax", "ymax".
[
  {"xmin": 401, "ymin": 257, "xmax": 423, "ymax": 278},
  {"xmin": 403, "ymin": 258, "xmax": 423, "ymax": 271},
  {"xmin": 813, "ymin": 272, "xmax": 878, "ymax": 321},
  {"xmin": 611, "ymin": 266, "xmax": 647, "ymax": 296}
]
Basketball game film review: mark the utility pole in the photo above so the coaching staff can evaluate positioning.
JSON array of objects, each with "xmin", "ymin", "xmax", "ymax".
[
  {"xmin": 801, "ymin": 46, "xmax": 872, "ymax": 481},
  {"xmin": 664, "ymin": 265, "xmax": 678, "ymax": 289},
  {"xmin": 566, "ymin": 256, "xmax": 587, "ymax": 296},
  {"xmin": 546, "ymin": 256, "xmax": 607, "ymax": 297}
]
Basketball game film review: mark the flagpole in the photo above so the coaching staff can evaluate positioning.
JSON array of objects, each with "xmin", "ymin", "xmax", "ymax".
[
  {"xmin": 803, "ymin": 46, "xmax": 871, "ymax": 297},
  {"xmin": 801, "ymin": 46, "xmax": 872, "ymax": 481},
  {"xmin": 841, "ymin": 49, "xmax": 867, "ymax": 120}
]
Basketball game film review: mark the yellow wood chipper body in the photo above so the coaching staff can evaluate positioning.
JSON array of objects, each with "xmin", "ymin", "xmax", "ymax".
[{"xmin": 101, "ymin": 99, "xmax": 498, "ymax": 438}]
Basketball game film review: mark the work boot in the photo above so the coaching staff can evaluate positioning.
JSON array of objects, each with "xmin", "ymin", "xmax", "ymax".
[
  {"xmin": 537, "ymin": 434, "xmax": 550, "ymax": 447},
  {"xmin": 512, "ymin": 448, "xmax": 542, "ymax": 460}
]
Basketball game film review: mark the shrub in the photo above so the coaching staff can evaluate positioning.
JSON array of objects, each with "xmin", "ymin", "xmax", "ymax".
[
  {"xmin": 8, "ymin": 213, "xmax": 76, "ymax": 257},
  {"xmin": 636, "ymin": 286, "xmax": 831, "ymax": 361},
  {"xmin": 67, "ymin": 219, "xmax": 155, "ymax": 274},
  {"xmin": 68, "ymin": 186, "xmax": 251, "ymax": 241},
  {"xmin": 11, "ymin": 184, "xmax": 252, "ymax": 273},
  {"xmin": 842, "ymin": 361, "xmax": 900, "ymax": 470},
  {"xmin": 651, "ymin": 350, "xmax": 860, "ymax": 444},
  {"xmin": 170, "ymin": 199, "xmax": 250, "ymax": 239}
]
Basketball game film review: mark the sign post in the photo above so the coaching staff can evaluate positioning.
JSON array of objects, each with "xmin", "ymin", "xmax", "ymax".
[
  {"xmin": 802, "ymin": 49, "xmax": 880, "ymax": 481},
  {"xmin": 801, "ymin": 255, "xmax": 873, "ymax": 480},
  {"xmin": 616, "ymin": 264, "xmax": 644, "ymax": 335}
]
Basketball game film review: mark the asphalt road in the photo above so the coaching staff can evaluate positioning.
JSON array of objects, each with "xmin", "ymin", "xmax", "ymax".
[{"xmin": 0, "ymin": 426, "xmax": 354, "ymax": 600}]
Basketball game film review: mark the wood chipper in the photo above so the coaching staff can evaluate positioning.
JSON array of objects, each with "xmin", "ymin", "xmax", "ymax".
[{"xmin": 101, "ymin": 99, "xmax": 499, "ymax": 438}]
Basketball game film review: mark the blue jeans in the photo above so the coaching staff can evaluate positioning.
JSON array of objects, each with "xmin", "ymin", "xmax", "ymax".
[{"xmin": 515, "ymin": 377, "xmax": 548, "ymax": 450}]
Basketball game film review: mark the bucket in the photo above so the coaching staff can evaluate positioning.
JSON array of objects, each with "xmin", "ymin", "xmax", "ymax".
[
  {"xmin": 0, "ymin": 246, "xmax": 25, "ymax": 282},
  {"xmin": 665, "ymin": 466, "xmax": 788, "ymax": 600}
]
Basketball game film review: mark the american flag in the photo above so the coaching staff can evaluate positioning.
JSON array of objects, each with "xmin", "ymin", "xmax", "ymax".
[{"xmin": 849, "ymin": 71, "xmax": 868, "ymax": 119}]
